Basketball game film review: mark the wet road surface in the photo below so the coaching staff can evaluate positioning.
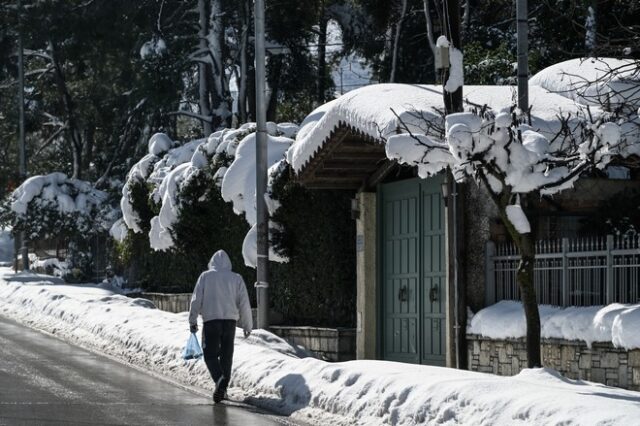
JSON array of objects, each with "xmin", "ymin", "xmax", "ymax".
[{"xmin": 0, "ymin": 315, "xmax": 287, "ymax": 425}]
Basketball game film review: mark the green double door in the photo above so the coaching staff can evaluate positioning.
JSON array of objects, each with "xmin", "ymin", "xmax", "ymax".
[{"xmin": 379, "ymin": 176, "xmax": 446, "ymax": 366}]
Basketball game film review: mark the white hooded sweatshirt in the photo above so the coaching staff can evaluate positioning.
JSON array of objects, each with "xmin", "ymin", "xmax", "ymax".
[{"xmin": 188, "ymin": 250, "xmax": 253, "ymax": 333}]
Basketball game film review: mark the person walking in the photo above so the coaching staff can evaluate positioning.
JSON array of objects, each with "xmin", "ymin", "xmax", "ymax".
[{"xmin": 188, "ymin": 249, "xmax": 253, "ymax": 403}]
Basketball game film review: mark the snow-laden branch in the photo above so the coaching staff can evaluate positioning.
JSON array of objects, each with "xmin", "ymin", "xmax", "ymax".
[{"xmin": 387, "ymin": 108, "xmax": 624, "ymax": 198}]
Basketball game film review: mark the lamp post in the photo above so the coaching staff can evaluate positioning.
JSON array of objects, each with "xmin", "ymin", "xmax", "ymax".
[{"xmin": 254, "ymin": 0, "xmax": 269, "ymax": 329}]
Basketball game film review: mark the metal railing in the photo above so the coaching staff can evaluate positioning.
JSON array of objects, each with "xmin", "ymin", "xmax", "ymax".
[{"xmin": 485, "ymin": 234, "xmax": 640, "ymax": 307}]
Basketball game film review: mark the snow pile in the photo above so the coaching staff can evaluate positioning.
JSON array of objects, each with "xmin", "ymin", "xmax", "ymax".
[
  {"xmin": 469, "ymin": 300, "xmax": 640, "ymax": 350},
  {"xmin": 530, "ymin": 58, "xmax": 640, "ymax": 110},
  {"xmin": 1, "ymin": 271, "xmax": 639, "ymax": 426},
  {"xmin": 31, "ymin": 256, "xmax": 69, "ymax": 278}
]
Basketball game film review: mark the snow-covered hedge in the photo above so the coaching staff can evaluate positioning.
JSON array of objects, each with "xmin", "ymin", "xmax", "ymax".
[
  {"xmin": 117, "ymin": 122, "xmax": 298, "ymax": 267},
  {"xmin": 2, "ymin": 173, "xmax": 117, "ymax": 279},
  {"xmin": 8, "ymin": 172, "xmax": 114, "ymax": 240}
]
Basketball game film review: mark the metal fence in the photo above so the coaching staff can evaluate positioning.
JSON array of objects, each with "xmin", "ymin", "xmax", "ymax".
[{"xmin": 485, "ymin": 234, "xmax": 640, "ymax": 307}]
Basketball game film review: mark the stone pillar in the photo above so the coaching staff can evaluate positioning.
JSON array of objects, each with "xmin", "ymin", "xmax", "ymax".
[{"xmin": 356, "ymin": 192, "xmax": 377, "ymax": 359}]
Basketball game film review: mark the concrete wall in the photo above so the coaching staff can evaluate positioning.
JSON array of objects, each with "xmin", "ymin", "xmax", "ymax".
[
  {"xmin": 270, "ymin": 326, "xmax": 356, "ymax": 361},
  {"xmin": 468, "ymin": 334, "xmax": 640, "ymax": 391},
  {"xmin": 356, "ymin": 192, "xmax": 377, "ymax": 360}
]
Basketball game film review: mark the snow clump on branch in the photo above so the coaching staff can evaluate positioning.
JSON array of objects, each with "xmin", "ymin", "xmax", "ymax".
[{"xmin": 387, "ymin": 108, "xmax": 622, "ymax": 197}]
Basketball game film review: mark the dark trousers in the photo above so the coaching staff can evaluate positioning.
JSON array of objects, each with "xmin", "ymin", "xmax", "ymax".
[{"xmin": 202, "ymin": 319, "xmax": 236, "ymax": 387}]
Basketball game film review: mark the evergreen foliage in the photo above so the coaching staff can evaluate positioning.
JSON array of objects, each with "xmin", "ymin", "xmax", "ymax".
[{"xmin": 270, "ymin": 167, "xmax": 356, "ymax": 327}]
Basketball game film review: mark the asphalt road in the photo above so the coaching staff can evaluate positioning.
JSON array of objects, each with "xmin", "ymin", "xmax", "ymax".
[{"xmin": 0, "ymin": 315, "xmax": 286, "ymax": 426}]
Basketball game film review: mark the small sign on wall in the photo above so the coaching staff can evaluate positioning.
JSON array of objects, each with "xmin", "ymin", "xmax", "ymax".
[{"xmin": 356, "ymin": 235, "xmax": 364, "ymax": 252}]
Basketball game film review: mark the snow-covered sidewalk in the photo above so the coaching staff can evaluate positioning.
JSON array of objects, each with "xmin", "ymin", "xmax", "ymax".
[{"xmin": 1, "ymin": 268, "xmax": 639, "ymax": 426}]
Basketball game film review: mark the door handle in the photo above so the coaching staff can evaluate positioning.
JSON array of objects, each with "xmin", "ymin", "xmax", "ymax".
[
  {"xmin": 429, "ymin": 285, "xmax": 438, "ymax": 303},
  {"xmin": 398, "ymin": 286, "xmax": 408, "ymax": 302}
]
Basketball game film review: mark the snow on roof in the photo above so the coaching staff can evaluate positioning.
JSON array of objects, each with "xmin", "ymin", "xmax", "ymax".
[
  {"xmin": 530, "ymin": 57, "xmax": 640, "ymax": 108},
  {"xmin": 288, "ymin": 83, "xmax": 605, "ymax": 173},
  {"xmin": 287, "ymin": 84, "xmax": 444, "ymax": 172}
]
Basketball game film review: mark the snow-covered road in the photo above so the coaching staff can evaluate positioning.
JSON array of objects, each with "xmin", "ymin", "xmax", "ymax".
[{"xmin": 1, "ymin": 267, "xmax": 639, "ymax": 425}]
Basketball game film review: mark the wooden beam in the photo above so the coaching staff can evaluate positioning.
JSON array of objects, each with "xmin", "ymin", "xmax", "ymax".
[
  {"xmin": 362, "ymin": 160, "xmax": 398, "ymax": 191},
  {"xmin": 330, "ymin": 152, "xmax": 387, "ymax": 161},
  {"xmin": 321, "ymin": 160, "xmax": 379, "ymax": 171}
]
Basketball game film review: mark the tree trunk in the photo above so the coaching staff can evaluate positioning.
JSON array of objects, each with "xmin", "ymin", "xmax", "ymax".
[
  {"xmin": 517, "ymin": 233, "xmax": 541, "ymax": 367},
  {"xmin": 238, "ymin": 0, "xmax": 250, "ymax": 124},
  {"xmin": 208, "ymin": 0, "xmax": 231, "ymax": 128},
  {"xmin": 198, "ymin": 0, "xmax": 213, "ymax": 135},
  {"xmin": 499, "ymin": 199, "xmax": 542, "ymax": 368},
  {"xmin": 266, "ymin": 55, "xmax": 283, "ymax": 122},
  {"xmin": 48, "ymin": 39, "xmax": 84, "ymax": 179},
  {"xmin": 317, "ymin": 3, "xmax": 328, "ymax": 103},
  {"xmin": 389, "ymin": 0, "xmax": 408, "ymax": 83}
]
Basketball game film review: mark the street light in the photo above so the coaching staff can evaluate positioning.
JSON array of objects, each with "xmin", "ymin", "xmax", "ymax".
[{"xmin": 254, "ymin": 0, "xmax": 269, "ymax": 329}]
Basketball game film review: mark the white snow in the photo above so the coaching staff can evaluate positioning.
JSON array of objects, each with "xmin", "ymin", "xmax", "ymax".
[
  {"xmin": 288, "ymin": 84, "xmax": 444, "ymax": 172},
  {"xmin": 118, "ymin": 124, "xmax": 298, "ymax": 266},
  {"xmin": 10, "ymin": 173, "xmax": 109, "ymax": 227},
  {"xmin": 505, "ymin": 205, "xmax": 531, "ymax": 234},
  {"xmin": 288, "ymin": 82, "xmax": 620, "ymax": 174},
  {"xmin": 1, "ymin": 269, "xmax": 640, "ymax": 426},
  {"xmin": 469, "ymin": 300, "xmax": 640, "ymax": 350},
  {"xmin": 436, "ymin": 36, "xmax": 464, "ymax": 93},
  {"xmin": 221, "ymin": 133, "xmax": 293, "ymax": 267},
  {"xmin": 529, "ymin": 58, "xmax": 640, "ymax": 110}
]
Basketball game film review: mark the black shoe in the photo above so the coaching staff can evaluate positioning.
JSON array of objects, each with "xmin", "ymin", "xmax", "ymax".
[{"xmin": 213, "ymin": 377, "xmax": 227, "ymax": 403}]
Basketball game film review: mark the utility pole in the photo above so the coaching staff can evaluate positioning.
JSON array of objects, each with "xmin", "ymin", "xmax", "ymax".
[
  {"xmin": 17, "ymin": 0, "xmax": 29, "ymax": 272},
  {"xmin": 254, "ymin": 0, "xmax": 269, "ymax": 329},
  {"xmin": 441, "ymin": 0, "xmax": 463, "ymax": 370},
  {"xmin": 516, "ymin": 0, "xmax": 529, "ymax": 113}
]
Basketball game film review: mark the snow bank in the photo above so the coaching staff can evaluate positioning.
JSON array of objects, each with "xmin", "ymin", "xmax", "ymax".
[
  {"xmin": 1, "ymin": 271, "xmax": 639, "ymax": 426},
  {"xmin": 469, "ymin": 300, "xmax": 640, "ymax": 349}
]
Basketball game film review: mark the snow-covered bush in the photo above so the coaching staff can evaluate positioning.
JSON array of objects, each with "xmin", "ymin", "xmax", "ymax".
[
  {"xmin": 2, "ymin": 172, "xmax": 117, "ymax": 279},
  {"xmin": 113, "ymin": 125, "xmax": 292, "ymax": 293}
]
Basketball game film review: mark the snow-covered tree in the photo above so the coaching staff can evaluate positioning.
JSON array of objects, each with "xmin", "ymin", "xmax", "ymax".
[{"xmin": 387, "ymin": 107, "xmax": 627, "ymax": 367}]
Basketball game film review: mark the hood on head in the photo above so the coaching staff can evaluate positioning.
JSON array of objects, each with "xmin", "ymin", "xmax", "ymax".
[{"xmin": 208, "ymin": 249, "xmax": 232, "ymax": 271}]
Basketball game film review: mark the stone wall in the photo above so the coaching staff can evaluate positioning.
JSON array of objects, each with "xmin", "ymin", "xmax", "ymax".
[
  {"xmin": 270, "ymin": 326, "xmax": 356, "ymax": 362},
  {"xmin": 138, "ymin": 292, "xmax": 191, "ymax": 313},
  {"xmin": 467, "ymin": 334, "xmax": 640, "ymax": 391}
]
